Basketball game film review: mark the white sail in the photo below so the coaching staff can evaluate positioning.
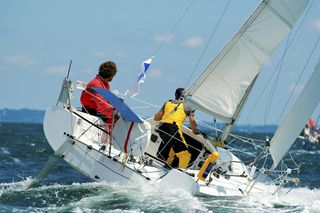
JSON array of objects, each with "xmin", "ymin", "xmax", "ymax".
[
  {"xmin": 269, "ymin": 60, "xmax": 320, "ymax": 169},
  {"xmin": 187, "ymin": 0, "xmax": 309, "ymax": 122}
]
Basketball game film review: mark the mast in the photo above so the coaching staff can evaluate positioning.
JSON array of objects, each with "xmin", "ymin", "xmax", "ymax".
[
  {"xmin": 56, "ymin": 60, "xmax": 73, "ymax": 106},
  {"xmin": 185, "ymin": 0, "xmax": 310, "ymax": 141}
]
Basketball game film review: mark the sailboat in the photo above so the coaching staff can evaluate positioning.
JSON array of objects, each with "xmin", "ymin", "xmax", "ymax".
[{"xmin": 37, "ymin": 0, "xmax": 319, "ymax": 196}]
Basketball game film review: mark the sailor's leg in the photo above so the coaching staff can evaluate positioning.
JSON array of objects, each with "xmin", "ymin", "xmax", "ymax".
[
  {"xmin": 169, "ymin": 126, "xmax": 190, "ymax": 168},
  {"xmin": 158, "ymin": 124, "xmax": 175, "ymax": 161},
  {"xmin": 176, "ymin": 150, "xmax": 191, "ymax": 168},
  {"xmin": 166, "ymin": 148, "xmax": 176, "ymax": 165}
]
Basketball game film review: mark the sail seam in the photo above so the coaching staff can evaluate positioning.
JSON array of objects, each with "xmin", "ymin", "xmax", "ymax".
[
  {"xmin": 187, "ymin": 97, "xmax": 232, "ymax": 122},
  {"xmin": 187, "ymin": 2, "xmax": 267, "ymax": 95},
  {"xmin": 266, "ymin": 1, "xmax": 293, "ymax": 29},
  {"xmin": 242, "ymin": 34, "xmax": 271, "ymax": 56}
]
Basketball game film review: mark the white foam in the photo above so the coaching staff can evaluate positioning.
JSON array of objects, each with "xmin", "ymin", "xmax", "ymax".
[
  {"xmin": 0, "ymin": 177, "xmax": 34, "ymax": 195},
  {"xmin": 239, "ymin": 187, "xmax": 320, "ymax": 212},
  {"xmin": 65, "ymin": 181, "xmax": 208, "ymax": 212},
  {"xmin": 0, "ymin": 147, "xmax": 10, "ymax": 155},
  {"xmin": 1, "ymin": 180, "xmax": 319, "ymax": 212},
  {"xmin": 55, "ymin": 183, "xmax": 320, "ymax": 212}
]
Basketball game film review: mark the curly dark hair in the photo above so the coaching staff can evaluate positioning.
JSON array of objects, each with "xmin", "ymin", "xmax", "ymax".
[{"xmin": 98, "ymin": 61, "xmax": 117, "ymax": 79}]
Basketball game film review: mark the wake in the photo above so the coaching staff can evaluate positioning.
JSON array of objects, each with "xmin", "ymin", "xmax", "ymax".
[{"xmin": 0, "ymin": 180, "xmax": 319, "ymax": 212}]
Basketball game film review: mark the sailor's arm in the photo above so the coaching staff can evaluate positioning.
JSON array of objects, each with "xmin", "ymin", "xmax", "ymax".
[
  {"xmin": 154, "ymin": 103, "xmax": 165, "ymax": 121},
  {"xmin": 185, "ymin": 104, "xmax": 199, "ymax": 134},
  {"xmin": 154, "ymin": 111, "xmax": 163, "ymax": 121},
  {"xmin": 189, "ymin": 115, "xmax": 199, "ymax": 134}
]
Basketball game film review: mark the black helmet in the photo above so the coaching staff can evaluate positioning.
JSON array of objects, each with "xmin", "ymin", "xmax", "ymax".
[{"xmin": 175, "ymin": 87, "xmax": 185, "ymax": 100}]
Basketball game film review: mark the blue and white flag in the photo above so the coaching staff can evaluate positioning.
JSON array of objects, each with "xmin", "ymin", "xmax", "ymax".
[{"xmin": 125, "ymin": 57, "xmax": 153, "ymax": 98}]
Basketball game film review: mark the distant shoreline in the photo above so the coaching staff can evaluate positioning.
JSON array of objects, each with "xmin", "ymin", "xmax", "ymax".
[
  {"xmin": 0, "ymin": 108, "xmax": 277, "ymax": 134},
  {"xmin": 0, "ymin": 108, "xmax": 44, "ymax": 124}
]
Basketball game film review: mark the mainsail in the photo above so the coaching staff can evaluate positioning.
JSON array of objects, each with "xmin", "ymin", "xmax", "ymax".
[
  {"xmin": 269, "ymin": 60, "xmax": 320, "ymax": 168},
  {"xmin": 186, "ymin": 0, "xmax": 309, "ymax": 123}
]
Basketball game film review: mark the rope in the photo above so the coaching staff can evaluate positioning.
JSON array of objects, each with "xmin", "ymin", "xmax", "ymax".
[
  {"xmin": 130, "ymin": 96, "xmax": 161, "ymax": 109},
  {"xmin": 77, "ymin": 89, "xmax": 125, "ymax": 148},
  {"xmin": 185, "ymin": 0, "xmax": 232, "ymax": 88},
  {"xmin": 152, "ymin": 0, "xmax": 196, "ymax": 57},
  {"xmin": 264, "ymin": 33, "xmax": 292, "ymax": 125},
  {"xmin": 276, "ymin": 37, "xmax": 320, "ymax": 125},
  {"xmin": 71, "ymin": 85, "xmax": 299, "ymax": 187},
  {"xmin": 243, "ymin": 0, "xmax": 315, "ymax": 124}
]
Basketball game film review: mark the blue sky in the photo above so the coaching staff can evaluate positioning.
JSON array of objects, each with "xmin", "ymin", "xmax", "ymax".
[{"xmin": 0, "ymin": 0, "xmax": 320, "ymax": 125}]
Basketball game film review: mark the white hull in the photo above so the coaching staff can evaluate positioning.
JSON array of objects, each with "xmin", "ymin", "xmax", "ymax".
[
  {"xmin": 43, "ymin": 106, "xmax": 275, "ymax": 196},
  {"xmin": 39, "ymin": 0, "xmax": 312, "ymax": 197}
]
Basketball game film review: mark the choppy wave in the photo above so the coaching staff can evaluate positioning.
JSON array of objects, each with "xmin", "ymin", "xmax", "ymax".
[
  {"xmin": 239, "ymin": 188, "xmax": 320, "ymax": 213},
  {"xmin": 0, "ymin": 179, "xmax": 319, "ymax": 213},
  {"xmin": 1, "ymin": 123, "xmax": 320, "ymax": 212},
  {"xmin": 0, "ymin": 147, "xmax": 10, "ymax": 155}
]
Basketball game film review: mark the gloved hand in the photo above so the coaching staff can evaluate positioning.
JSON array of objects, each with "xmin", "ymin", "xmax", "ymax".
[
  {"xmin": 113, "ymin": 109, "xmax": 120, "ymax": 119},
  {"xmin": 193, "ymin": 129, "xmax": 201, "ymax": 135}
]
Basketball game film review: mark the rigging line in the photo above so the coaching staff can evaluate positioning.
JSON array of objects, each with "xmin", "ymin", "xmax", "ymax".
[
  {"xmin": 263, "ymin": 33, "xmax": 292, "ymax": 125},
  {"xmin": 196, "ymin": 119, "xmax": 267, "ymax": 144},
  {"xmin": 286, "ymin": 0, "xmax": 317, "ymax": 52},
  {"xmin": 243, "ymin": 0, "xmax": 315, "ymax": 124},
  {"xmin": 66, "ymin": 60, "xmax": 73, "ymax": 107},
  {"xmin": 130, "ymin": 96, "xmax": 161, "ymax": 109},
  {"xmin": 263, "ymin": 71, "xmax": 277, "ymax": 125},
  {"xmin": 316, "ymin": 112, "xmax": 320, "ymax": 126},
  {"xmin": 185, "ymin": 0, "xmax": 232, "ymax": 88},
  {"xmin": 112, "ymin": 91, "xmax": 161, "ymax": 109},
  {"xmin": 64, "ymin": 60, "xmax": 74, "ymax": 136},
  {"xmin": 152, "ymin": 0, "xmax": 196, "ymax": 57},
  {"xmin": 276, "ymin": 37, "xmax": 320, "ymax": 125},
  {"xmin": 264, "ymin": 66, "xmax": 280, "ymax": 124}
]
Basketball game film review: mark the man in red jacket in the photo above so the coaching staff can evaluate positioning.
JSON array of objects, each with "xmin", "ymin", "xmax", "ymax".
[{"xmin": 80, "ymin": 61, "xmax": 117, "ymax": 132}]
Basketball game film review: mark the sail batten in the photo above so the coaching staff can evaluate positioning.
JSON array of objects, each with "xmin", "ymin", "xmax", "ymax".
[
  {"xmin": 186, "ymin": 0, "xmax": 309, "ymax": 122},
  {"xmin": 242, "ymin": 34, "xmax": 271, "ymax": 56},
  {"xmin": 267, "ymin": 2, "xmax": 292, "ymax": 28}
]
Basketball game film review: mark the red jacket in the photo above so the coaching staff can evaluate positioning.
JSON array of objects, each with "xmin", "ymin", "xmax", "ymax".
[{"xmin": 80, "ymin": 75, "xmax": 114, "ymax": 123}]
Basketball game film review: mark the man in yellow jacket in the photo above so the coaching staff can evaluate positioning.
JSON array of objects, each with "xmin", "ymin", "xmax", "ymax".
[{"xmin": 154, "ymin": 88, "xmax": 199, "ymax": 168}]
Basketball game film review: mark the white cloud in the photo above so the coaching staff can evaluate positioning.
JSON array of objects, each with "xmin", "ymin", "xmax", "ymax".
[
  {"xmin": 149, "ymin": 69, "xmax": 175, "ymax": 83},
  {"xmin": 263, "ymin": 58, "xmax": 272, "ymax": 67},
  {"xmin": 310, "ymin": 19, "xmax": 320, "ymax": 32},
  {"xmin": 153, "ymin": 33, "xmax": 174, "ymax": 43},
  {"xmin": 83, "ymin": 67, "xmax": 95, "ymax": 73},
  {"xmin": 149, "ymin": 69, "xmax": 162, "ymax": 78},
  {"xmin": 287, "ymin": 71, "xmax": 297, "ymax": 78},
  {"xmin": 115, "ymin": 50, "xmax": 129, "ymax": 57},
  {"xmin": 0, "ymin": 65, "xmax": 5, "ymax": 72},
  {"xmin": 92, "ymin": 50, "xmax": 128, "ymax": 58},
  {"xmin": 4, "ymin": 54, "xmax": 37, "ymax": 67},
  {"xmin": 289, "ymin": 83, "xmax": 305, "ymax": 95},
  {"xmin": 44, "ymin": 66, "xmax": 67, "ymax": 75},
  {"xmin": 181, "ymin": 36, "xmax": 203, "ymax": 48},
  {"xmin": 92, "ymin": 51, "xmax": 107, "ymax": 57}
]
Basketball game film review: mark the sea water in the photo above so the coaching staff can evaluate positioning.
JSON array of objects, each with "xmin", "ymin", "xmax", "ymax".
[{"xmin": 0, "ymin": 123, "xmax": 320, "ymax": 213}]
